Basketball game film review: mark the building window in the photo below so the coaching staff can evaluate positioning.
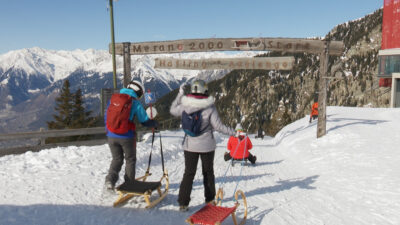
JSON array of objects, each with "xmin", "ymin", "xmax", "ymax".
[{"xmin": 378, "ymin": 55, "xmax": 400, "ymax": 77}]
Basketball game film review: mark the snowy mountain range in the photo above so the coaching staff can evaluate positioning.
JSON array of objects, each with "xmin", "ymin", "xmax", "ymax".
[{"xmin": 0, "ymin": 48, "xmax": 259, "ymax": 133}]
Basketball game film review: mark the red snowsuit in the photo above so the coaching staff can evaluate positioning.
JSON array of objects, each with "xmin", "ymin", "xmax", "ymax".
[
  {"xmin": 227, "ymin": 135, "xmax": 253, "ymax": 159},
  {"xmin": 310, "ymin": 102, "xmax": 318, "ymax": 116}
]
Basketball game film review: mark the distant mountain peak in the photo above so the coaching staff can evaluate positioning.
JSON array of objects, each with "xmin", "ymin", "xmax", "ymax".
[
  {"xmin": 0, "ymin": 47, "xmax": 261, "ymax": 84},
  {"xmin": 0, "ymin": 47, "xmax": 261, "ymax": 132}
]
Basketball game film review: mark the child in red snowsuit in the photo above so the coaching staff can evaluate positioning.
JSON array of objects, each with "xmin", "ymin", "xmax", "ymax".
[
  {"xmin": 309, "ymin": 102, "xmax": 318, "ymax": 123},
  {"xmin": 224, "ymin": 124, "xmax": 256, "ymax": 164}
]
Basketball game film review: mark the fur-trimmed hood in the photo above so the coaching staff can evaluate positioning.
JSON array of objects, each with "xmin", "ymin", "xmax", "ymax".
[
  {"xmin": 181, "ymin": 95, "xmax": 214, "ymax": 114},
  {"xmin": 169, "ymin": 92, "xmax": 236, "ymax": 152}
]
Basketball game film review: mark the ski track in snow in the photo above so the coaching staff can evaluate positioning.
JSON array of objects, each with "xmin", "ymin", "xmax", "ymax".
[{"xmin": 0, "ymin": 106, "xmax": 399, "ymax": 225}]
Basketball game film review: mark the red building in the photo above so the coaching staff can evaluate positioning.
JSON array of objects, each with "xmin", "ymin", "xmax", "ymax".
[{"xmin": 378, "ymin": 0, "xmax": 400, "ymax": 87}]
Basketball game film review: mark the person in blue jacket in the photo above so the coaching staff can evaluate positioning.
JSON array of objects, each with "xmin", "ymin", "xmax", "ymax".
[{"xmin": 104, "ymin": 81, "xmax": 157, "ymax": 190}]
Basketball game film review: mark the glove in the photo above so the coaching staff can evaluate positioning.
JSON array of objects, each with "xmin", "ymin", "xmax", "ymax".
[{"xmin": 141, "ymin": 119, "xmax": 158, "ymax": 129}]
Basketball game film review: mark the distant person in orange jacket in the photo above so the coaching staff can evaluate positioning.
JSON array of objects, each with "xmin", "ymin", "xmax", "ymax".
[
  {"xmin": 224, "ymin": 124, "xmax": 256, "ymax": 164},
  {"xmin": 309, "ymin": 102, "xmax": 318, "ymax": 123}
]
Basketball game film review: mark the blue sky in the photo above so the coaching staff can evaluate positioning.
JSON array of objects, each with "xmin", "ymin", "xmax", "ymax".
[{"xmin": 0, "ymin": 0, "xmax": 382, "ymax": 54}]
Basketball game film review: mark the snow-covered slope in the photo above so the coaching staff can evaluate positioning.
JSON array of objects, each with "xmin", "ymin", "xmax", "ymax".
[{"xmin": 0, "ymin": 106, "xmax": 399, "ymax": 225}]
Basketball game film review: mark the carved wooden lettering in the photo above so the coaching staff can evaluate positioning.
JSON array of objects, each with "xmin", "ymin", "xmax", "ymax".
[
  {"xmin": 154, "ymin": 57, "xmax": 295, "ymax": 70},
  {"xmin": 132, "ymin": 45, "xmax": 141, "ymax": 53},
  {"xmin": 111, "ymin": 38, "xmax": 343, "ymax": 55}
]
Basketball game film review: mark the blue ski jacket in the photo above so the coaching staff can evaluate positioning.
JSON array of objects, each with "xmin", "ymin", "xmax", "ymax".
[{"xmin": 105, "ymin": 88, "xmax": 156, "ymax": 138}]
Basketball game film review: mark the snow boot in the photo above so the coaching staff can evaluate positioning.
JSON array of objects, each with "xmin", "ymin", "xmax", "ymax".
[
  {"xmin": 251, "ymin": 156, "xmax": 257, "ymax": 164},
  {"xmin": 206, "ymin": 200, "xmax": 216, "ymax": 205},
  {"xmin": 179, "ymin": 205, "xmax": 189, "ymax": 212},
  {"xmin": 224, "ymin": 152, "xmax": 231, "ymax": 161},
  {"xmin": 105, "ymin": 180, "xmax": 115, "ymax": 191}
]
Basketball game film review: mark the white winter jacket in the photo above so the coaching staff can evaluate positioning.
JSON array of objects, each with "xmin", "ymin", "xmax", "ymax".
[{"xmin": 170, "ymin": 93, "xmax": 236, "ymax": 153}]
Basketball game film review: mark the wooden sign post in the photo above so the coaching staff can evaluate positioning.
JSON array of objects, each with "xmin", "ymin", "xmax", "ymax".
[
  {"xmin": 110, "ymin": 37, "xmax": 343, "ymax": 138},
  {"xmin": 317, "ymin": 41, "xmax": 329, "ymax": 138},
  {"xmin": 123, "ymin": 42, "xmax": 131, "ymax": 87}
]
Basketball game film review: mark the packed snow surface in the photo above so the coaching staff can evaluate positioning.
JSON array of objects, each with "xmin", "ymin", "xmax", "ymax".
[{"xmin": 0, "ymin": 106, "xmax": 399, "ymax": 225}]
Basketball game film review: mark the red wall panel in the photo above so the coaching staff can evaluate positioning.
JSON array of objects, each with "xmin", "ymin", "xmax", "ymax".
[{"xmin": 382, "ymin": 0, "xmax": 400, "ymax": 49}]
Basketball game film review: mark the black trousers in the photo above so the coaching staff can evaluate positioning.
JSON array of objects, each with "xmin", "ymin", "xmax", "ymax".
[
  {"xmin": 178, "ymin": 150, "xmax": 215, "ymax": 206},
  {"xmin": 105, "ymin": 137, "xmax": 137, "ymax": 185},
  {"xmin": 309, "ymin": 115, "xmax": 318, "ymax": 123}
]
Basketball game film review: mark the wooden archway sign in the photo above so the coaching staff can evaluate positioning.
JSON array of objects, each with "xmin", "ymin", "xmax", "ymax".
[{"xmin": 110, "ymin": 37, "xmax": 344, "ymax": 138}]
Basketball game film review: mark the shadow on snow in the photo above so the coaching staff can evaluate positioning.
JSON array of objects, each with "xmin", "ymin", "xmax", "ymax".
[
  {"xmin": 245, "ymin": 175, "xmax": 319, "ymax": 198},
  {"xmin": 168, "ymin": 173, "xmax": 273, "ymax": 190},
  {"xmin": 326, "ymin": 117, "xmax": 388, "ymax": 132},
  {"xmin": 273, "ymin": 115, "xmax": 388, "ymax": 146},
  {"xmin": 0, "ymin": 204, "xmax": 187, "ymax": 225}
]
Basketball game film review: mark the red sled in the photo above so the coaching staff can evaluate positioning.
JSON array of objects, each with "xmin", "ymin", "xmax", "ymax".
[{"xmin": 186, "ymin": 188, "xmax": 248, "ymax": 225}]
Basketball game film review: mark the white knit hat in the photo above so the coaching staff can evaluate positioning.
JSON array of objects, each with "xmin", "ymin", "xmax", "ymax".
[
  {"xmin": 235, "ymin": 123, "xmax": 243, "ymax": 131},
  {"xmin": 127, "ymin": 80, "xmax": 144, "ymax": 98}
]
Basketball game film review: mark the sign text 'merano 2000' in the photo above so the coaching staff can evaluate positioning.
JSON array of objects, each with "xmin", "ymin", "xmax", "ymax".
[
  {"xmin": 111, "ymin": 38, "xmax": 344, "ymax": 55},
  {"xmin": 154, "ymin": 57, "xmax": 294, "ymax": 70}
]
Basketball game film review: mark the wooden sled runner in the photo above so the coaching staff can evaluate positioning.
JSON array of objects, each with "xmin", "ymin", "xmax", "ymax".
[
  {"xmin": 113, "ymin": 171, "xmax": 169, "ymax": 208},
  {"xmin": 186, "ymin": 188, "xmax": 248, "ymax": 225}
]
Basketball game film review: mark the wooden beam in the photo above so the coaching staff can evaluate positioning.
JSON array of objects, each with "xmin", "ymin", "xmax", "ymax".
[
  {"xmin": 123, "ymin": 42, "xmax": 131, "ymax": 87},
  {"xmin": 154, "ymin": 57, "xmax": 295, "ymax": 70},
  {"xmin": 0, "ymin": 127, "xmax": 106, "ymax": 141},
  {"xmin": 110, "ymin": 38, "xmax": 343, "ymax": 55},
  {"xmin": 317, "ymin": 41, "xmax": 329, "ymax": 138}
]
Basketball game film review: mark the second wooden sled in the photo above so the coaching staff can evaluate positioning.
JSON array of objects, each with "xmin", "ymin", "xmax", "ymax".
[
  {"xmin": 186, "ymin": 188, "xmax": 248, "ymax": 225},
  {"xmin": 113, "ymin": 170, "xmax": 169, "ymax": 208}
]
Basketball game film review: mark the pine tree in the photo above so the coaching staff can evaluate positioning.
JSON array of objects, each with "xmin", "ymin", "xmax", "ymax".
[
  {"xmin": 47, "ymin": 80, "xmax": 73, "ymax": 130},
  {"xmin": 47, "ymin": 81, "xmax": 98, "ymax": 143},
  {"xmin": 71, "ymin": 88, "xmax": 94, "ymax": 129},
  {"xmin": 46, "ymin": 80, "xmax": 74, "ymax": 143}
]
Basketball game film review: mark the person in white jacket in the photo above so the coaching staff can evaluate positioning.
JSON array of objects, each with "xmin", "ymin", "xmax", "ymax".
[{"xmin": 170, "ymin": 80, "xmax": 235, "ymax": 211}]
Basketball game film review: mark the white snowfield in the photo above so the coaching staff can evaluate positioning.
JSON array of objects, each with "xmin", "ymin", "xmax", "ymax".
[{"xmin": 0, "ymin": 106, "xmax": 399, "ymax": 225}]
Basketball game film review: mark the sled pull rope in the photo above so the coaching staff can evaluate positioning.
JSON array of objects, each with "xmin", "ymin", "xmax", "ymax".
[
  {"xmin": 232, "ymin": 133, "xmax": 248, "ymax": 202},
  {"xmin": 220, "ymin": 137, "xmax": 241, "ymax": 182},
  {"xmin": 145, "ymin": 129, "xmax": 156, "ymax": 176},
  {"xmin": 219, "ymin": 132, "xmax": 248, "ymax": 203},
  {"xmin": 159, "ymin": 131, "xmax": 166, "ymax": 175}
]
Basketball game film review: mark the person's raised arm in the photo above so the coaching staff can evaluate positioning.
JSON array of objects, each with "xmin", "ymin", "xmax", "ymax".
[
  {"xmin": 210, "ymin": 106, "xmax": 235, "ymax": 136},
  {"xmin": 170, "ymin": 85, "xmax": 185, "ymax": 117}
]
